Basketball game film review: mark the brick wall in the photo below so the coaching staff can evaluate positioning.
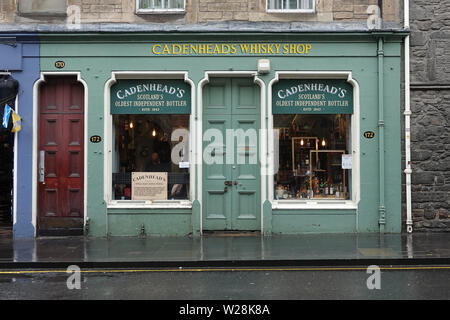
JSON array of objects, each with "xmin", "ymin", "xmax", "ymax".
[{"xmin": 2, "ymin": 0, "xmax": 400, "ymax": 24}]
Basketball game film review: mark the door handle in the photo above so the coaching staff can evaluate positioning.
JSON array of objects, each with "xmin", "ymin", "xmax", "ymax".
[
  {"xmin": 39, "ymin": 150, "xmax": 45, "ymax": 184},
  {"xmin": 224, "ymin": 187, "xmax": 228, "ymax": 192},
  {"xmin": 224, "ymin": 180, "xmax": 232, "ymax": 186}
]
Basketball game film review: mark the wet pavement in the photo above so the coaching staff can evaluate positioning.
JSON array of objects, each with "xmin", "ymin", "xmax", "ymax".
[{"xmin": 1, "ymin": 232, "xmax": 450, "ymax": 267}]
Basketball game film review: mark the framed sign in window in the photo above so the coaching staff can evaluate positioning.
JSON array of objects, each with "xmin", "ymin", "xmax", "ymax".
[
  {"xmin": 272, "ymin": 79, "xmax": 353, "ymax": 114},
  {"xmin": 111, "ymin": 79, "xmax": 191, "ymax": 114},
  {"xmin": 131, "ymin": 172, "xmax": 168, "ymax": 200}
]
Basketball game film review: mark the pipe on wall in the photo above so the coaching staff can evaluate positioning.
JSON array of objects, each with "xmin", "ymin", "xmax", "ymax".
[
  {"xmin": 404, "ymin": 0, "xmax": 413, "ymax": 233},
  {"xmin": 378, "ymin": 0, "xmax": 383, "ymax": 27},
  {"xmin": 377, "ymin": 37, "xmax": 386, "ymax": 233}
]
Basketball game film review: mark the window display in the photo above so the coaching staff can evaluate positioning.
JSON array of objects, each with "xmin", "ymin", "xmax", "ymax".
[
  {"xmin": 274, "ymin": 114, "xmax": 351, "ymax": 200},
  {"xmin": 112, "ymin": 114, "xmax": 189, "ymax": 201}
]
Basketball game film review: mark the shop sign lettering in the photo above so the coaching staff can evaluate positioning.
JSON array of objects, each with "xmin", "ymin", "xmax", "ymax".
[
  {"xmin": 111, "ymin": 79, "xmax": 191, "ymax": 114},
  {"xmin": 151, "ymin": 42, "xmax": 312, "ymax": 56},
  {"xmin": 272, "ymin": 79, "xmax": 353, "ymax": 114}
]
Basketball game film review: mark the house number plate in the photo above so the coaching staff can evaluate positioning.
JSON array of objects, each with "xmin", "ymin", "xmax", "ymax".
[
  {"xmin": 363, "ymin": 131, "xmax": 375, "ymax": 139},
  {"xmin": 90, "ymin": 135, "xmax": 102, "ymax": 143}
]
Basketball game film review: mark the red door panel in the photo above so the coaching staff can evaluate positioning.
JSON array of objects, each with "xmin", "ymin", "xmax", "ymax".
[{"xmin": 38, "ymin": 77, "xmax": 84, "ymax": 233}]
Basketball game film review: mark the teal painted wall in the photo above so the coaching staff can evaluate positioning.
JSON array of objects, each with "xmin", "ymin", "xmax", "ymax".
[
  {"xmin": 272, "ymin": 210, "xmax": 356, "ymax": 234},
  {"xmin": 39, "ymin": 33, "xmax": 403, "ymax": 236},
  {"xmin": 107, "ymin": 210, "xmax": 191, "ymax": 236}
]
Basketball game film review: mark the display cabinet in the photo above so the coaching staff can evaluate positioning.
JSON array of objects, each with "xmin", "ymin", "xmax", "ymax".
[{"xmin": 308, "ymin": 150, "xmax": 348, "ymax": 199}]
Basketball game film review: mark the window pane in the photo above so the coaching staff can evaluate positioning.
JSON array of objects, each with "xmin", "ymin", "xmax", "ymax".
[
  {"xmin": 274, "ymin": 114, "xmax": 351, "ymax": 200},
  {"xmin": 301, "ymin": 0, "xmax": 314, "ymax": 9},
  {"xmin": 153, "ymin": 0, "xmax": 163, "ymax": 9},
  {"xmin": 139, "ymin": 0, "xmax": 150, "ymax": 9},
  {"xmin": 112, "ymin": 114, "xmax": 190, "ymax": 201},
  {"xmin": 168, "ymin": 0, "xmax": 184, "ymax": 9},
  {"xmin": 139, "ymin": 0, "xmax": 184, "ymax": 9},
  {"xmin": 268, "ymin": 0, "xmax": 281, "ymax": 9},
  {"xmin": 287, "ymin": 0, "xmax": 298, "ymax": 10},
  {"xmin": 268, "ymin": 0, "xmax": 313, "ymax": 10}
]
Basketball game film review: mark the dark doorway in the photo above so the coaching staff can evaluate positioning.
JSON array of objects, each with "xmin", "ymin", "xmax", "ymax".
[
  {"xmin": 0, "ymin": 74, "xmax": 18, "ymax": 238},
  {"xmin": 0, "ymin": 129, "xmax": 13, "ymax": 236}
]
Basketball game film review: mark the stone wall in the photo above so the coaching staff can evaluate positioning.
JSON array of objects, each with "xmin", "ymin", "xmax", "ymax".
[
  {"xmin": 408, "ymin": 0, "xmax": 450, "ymax": 232},
  {"xmin": 0, "ymin": 0, "xmax": 16, "ymax": 23},
  {"xmin": 1, "ymin": 0, "xmax": 400, "ymax": 24}
]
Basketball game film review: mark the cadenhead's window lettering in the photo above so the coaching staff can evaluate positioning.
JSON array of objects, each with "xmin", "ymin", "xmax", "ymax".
[
  {"xmin": 111, "ymin": 79, "xmax": 191, "ymax": 114},
  {"xmin": 272, "ymin": 79, "xmax": 353, "ymax": 114}
]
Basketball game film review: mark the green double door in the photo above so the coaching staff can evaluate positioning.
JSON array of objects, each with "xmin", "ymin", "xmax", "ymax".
[{"xmin": 202, "ymin": 78, "xmax": 261, "ymax": 231}]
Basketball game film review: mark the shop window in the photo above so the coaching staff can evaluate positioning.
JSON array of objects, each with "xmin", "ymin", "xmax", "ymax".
[
  {"xmin": 274, "ymin": 114, "xmax": 351, "ymax": 200},
  {"xmin": 18, "ymin": 0, "xmax": 66, "ymax": 15},
  {"xmin": 112, "ymin": 114, "xmax": 190, "ymax": 201},
  {"xmin": 137, "ymin": 0, "xmax": 185, "ymax": 12},
  {"xmin": 267, "ymin": 0, "xmax": 315, "ymax": 12}
]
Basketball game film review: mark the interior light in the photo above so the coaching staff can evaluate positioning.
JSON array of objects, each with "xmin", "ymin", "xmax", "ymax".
[
  {"xmin": 129, "ymin": 122, "xmax": 133, "ymax": 129},
  {"xmin": 152, "ymin": 129, "xmax": 156, "ymax": 137},
  {"xmin": 300, "ymin": 139, "xmax": 304, "ymax": 146},
  {"xmin": 321, "ymin": 138, "xmax": 326, "ymax": 147}
]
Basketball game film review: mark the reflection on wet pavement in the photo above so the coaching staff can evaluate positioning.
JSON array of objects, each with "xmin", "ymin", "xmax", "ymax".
[{"xmin": 0, "ymin": 233, "xmax": 449, "ymax": 263}]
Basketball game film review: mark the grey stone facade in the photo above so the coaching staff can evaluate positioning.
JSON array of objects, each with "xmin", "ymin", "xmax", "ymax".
[
  {"xmin": 1, "ymin": 0, "xmax": 400, "ymax": 24},
  {"xmin": 408, "ymin": 0, "xmax": 450, "ymax": 232}
]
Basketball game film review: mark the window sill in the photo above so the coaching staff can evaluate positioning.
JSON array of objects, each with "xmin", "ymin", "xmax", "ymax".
[
  {"xmin": 108, "ymin": 200, "xmax": 192, "ymax": 209},
  {"xmin": 266, "ymin": 9, "xmax": 315, "ymax": 14},
  {"xmin": 17, "ymin": 12, "xmax": 67, "ymax": 18},
  {"xmin": 272, "ymin": 200, "xmax": 357, "ymax": 210},
  {"xmin": 136, "ymin": 9, "xmax": 186, "ymax": 15}
]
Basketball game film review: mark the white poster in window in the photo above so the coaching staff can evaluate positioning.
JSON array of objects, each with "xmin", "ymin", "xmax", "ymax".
[
  {"xmin": 131, "ymin": 172, "xmax": 168, "ymax": 200},
  {"xmin": 179, "ymin": 161, "xmax": 190, "ymax": 168},
  {"xmin": 342, "ymin": 154, "xmax": 352, "ymax": 169}
]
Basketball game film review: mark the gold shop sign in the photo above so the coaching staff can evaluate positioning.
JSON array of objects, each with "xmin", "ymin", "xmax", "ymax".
[{"xmin": 150, "ymin": 42, "xmax": 312, "ymax": 56}]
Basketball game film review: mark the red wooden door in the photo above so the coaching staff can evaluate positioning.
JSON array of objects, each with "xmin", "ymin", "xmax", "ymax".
[{"xmin": 38, "ymin": 76, "xmax": 84, "ymax": 235}]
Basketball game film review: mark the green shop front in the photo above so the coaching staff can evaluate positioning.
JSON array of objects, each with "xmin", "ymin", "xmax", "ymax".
[{"xmin": 35, "ymin": 30, "xmax": 404, "ymax": 236}]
